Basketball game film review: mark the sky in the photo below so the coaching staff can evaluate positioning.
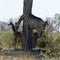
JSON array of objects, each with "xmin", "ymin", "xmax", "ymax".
[{"xmin": 0, "ymin": 0, "xmax": 60, "ymax": 22}]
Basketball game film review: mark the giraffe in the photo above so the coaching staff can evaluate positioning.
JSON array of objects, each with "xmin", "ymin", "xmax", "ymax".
[
  {"xmin": 17, "ymin": 0, "xmax": 49, "ymax": 50},
  {"xmin": 8, "ymin": 22, "xmax": 22, "ymax": 49}
]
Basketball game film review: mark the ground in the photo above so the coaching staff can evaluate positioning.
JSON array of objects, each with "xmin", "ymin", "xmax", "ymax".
[{"xmin": 0, "ymin": 49, "xmax": 60, "ymax": 60}]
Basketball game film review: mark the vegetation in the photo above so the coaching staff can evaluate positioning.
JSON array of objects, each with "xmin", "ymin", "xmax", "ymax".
[
  {"xmin": 0, "ymin": 31, "xmax": 14, "ymax": 48},
  {"xmin": 39, "ymin": 27, "xmax": 60, "ymax": 57},
  {"xmin": 0, "ymin": 28, "xmax": 60, "ymax": 57}
]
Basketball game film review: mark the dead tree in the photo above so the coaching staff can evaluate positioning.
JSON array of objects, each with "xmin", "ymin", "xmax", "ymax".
[{"xmin": 8, "ymin": 22, "xmax": 22, "ymax": 49}]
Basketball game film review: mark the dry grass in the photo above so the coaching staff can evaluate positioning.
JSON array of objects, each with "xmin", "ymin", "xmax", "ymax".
[
  {"xmin": 0, "ymin": 49, "xmax": 60, "ymax": 60},
  {"xmin": 0, "ymin": 55, "xmax": 36, "ymax": 60},
  {"xmin": 0, "ymin": 55, "xmax": 60, "ymax": 60}
]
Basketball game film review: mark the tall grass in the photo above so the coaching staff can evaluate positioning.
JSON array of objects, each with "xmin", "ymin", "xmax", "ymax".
[{"xmin": 0, "ymin": 30, "xmax": 14, "ymax": 48}]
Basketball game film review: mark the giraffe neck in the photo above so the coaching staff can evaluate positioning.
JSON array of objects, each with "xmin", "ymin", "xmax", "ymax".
[{"xmin": 11, "ymin": 24, "xmax": 16, "ymax": 32}]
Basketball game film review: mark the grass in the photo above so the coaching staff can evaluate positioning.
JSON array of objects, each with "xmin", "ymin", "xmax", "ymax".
[
  {"xmin": 0, "ymin": 30, "xmax": 14, "ymax": 48},
  {"xmin": 0, "ymin": 30, "xmax": 60, "ymax": 60}
]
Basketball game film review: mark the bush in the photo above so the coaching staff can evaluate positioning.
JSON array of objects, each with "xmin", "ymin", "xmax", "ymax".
[{"xmin": 41, "ymin": 27, "xmax": 60, "ymax": 56}]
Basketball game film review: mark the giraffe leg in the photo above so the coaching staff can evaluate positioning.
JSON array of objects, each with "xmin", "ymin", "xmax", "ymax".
[
  {"xmin": 14, "ymin": 37, "xmax": 17, "ymax": 50},
  {"xmin": 37, "ymin": 29, "xmax": 43, "ymax": 48}
]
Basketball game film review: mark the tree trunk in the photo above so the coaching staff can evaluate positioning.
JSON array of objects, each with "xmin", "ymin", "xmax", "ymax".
[
  {"xmin": 22, "ymin": 0, "xmax": 33, "ymax": 50},
  {"xmin": 23, "ymin": 0, "xmax": 33, "ymax": 14}
]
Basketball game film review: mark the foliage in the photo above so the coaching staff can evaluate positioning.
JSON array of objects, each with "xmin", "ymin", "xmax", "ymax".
[
  {"xmin": 0, "ymin": 31, "xmax": 14, "ymax": 48},
  {"xmin": 41, "ymin": 26, "xmax": 60, "ymax": 56},
  {"xmin": 0, "ymin": 30, "xmax": 22, "ymax": 48},
  {"xmin": 0, "ymin": 28, "xmax": 60, "ymax": 57}
]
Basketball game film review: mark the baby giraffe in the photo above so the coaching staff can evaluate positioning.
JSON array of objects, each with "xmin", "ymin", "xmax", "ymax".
[{"xmin": 8, "ymin": 22, "xmax": 22, "ymax": 49}]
